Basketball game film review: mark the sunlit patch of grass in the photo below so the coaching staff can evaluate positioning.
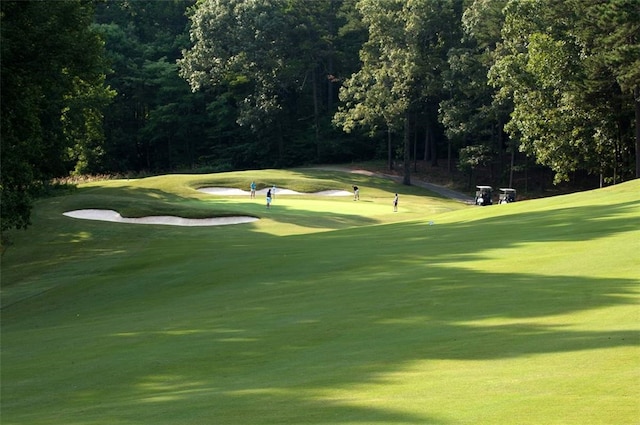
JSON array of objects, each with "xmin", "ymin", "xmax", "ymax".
[{"xmin": 1, "ymin": 173, "xmax": 638, "ymax": 425}]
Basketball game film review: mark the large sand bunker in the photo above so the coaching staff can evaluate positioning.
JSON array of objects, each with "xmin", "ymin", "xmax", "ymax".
[{"xmin": 63, "ymin": 209, "xmax": 257, "ymax": 227}]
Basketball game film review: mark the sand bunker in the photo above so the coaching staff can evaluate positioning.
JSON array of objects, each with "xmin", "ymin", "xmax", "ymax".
[
  {"xmin": 198, "ymin": 187, "xmax": 352, "ymax": 196},
  {"xmin": 63, "ymin": 209, "xmax": 257, "ymax": 227}
]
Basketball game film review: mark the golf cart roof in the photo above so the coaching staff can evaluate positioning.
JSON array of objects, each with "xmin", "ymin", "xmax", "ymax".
[
  {"xmin": 499, "ymin": 188, "xmax": 516, "ymax": 192},
  {"xmin": 476, "ymin": 185, "xmax": 492, "ymax": 189}
]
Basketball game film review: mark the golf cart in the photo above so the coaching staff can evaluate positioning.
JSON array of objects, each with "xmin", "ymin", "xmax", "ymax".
[
  {"xmin": 498, "ymin": 188, "xmax": 516, "ymax": 204},
  {"xmin": 474, "ymin": 185, "xmax": 493, "ymax": 206}
]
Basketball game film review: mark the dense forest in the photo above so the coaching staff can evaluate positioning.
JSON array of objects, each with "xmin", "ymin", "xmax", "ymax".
[{"xmin": 2, "ymin": 0, "xmax": 639, "ymax": 232}]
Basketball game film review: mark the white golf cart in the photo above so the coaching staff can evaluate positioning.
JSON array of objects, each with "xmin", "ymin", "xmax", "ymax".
[
  {"xmin": 474, "ymin": 185, "xmax": 493, "ymax": 206},
  {"xmin": 498, "ymin": 188, "xmax": 516, "ymax": 204}
]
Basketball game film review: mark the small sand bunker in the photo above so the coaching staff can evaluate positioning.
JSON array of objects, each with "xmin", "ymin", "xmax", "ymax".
[
  {"xmin": 63, "ymin": 209, "xmax": 257, "ymax": 227},
  {"xmin": 198, "ymin": 187, "xmax": 352, "ymax": 196}
]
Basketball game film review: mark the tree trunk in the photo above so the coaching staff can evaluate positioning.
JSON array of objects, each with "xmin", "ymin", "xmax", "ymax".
[
  {"xmin": 423, "ymin": 115, "xmax": 438, "ymax": 166},
  {"xmin": 413, "ymin": 121, "xmax": 418, "ymax": 172},
  {"xmin": 447, "ymin": 137, "xmax": 452, "ymax": 174},
  {"xmin": 403, "ymin": 114, "xmax": 411, "ymax": 185},
  {"xmin": 509, "ymin": 146, "xmax": 515, "ymax": 188},
  {"xmin": 502, "ymin": 122, "xmax": 514, "ymax": 188},
  {"xmin": 387, "ymin": 126, "xmax": 393, "ymax": 170},
  {"xmin": 312, "ymin": 67, "xmax": 320, "ymax": 160},
  {"xmin": 167, "ymin": 132, "xmax": 172, "ymax": 170},
  {"xmin": 423, "ymin": 127, "xmax": 428, "ymax": 161},
  {"xmin": 429, "ymin": 123, "xmax": 438, "ymax": 166},
  {"xmin": 277, "ymin": 120, "xmax": 284, "ymax": 166}
]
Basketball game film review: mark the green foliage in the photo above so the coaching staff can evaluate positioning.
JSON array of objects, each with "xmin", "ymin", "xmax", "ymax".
[
  {"xmin": 458, "ymin": 144, "xmax": 492, "ymax": 172},
  {"xmin": 179, "ymin": 0, "xmax": 359, "ymax": 166},
  {"xmin": 335, "ymin": 0, "xmax": 463, "ymax": 176},
  {"xmin": 441, "ymin": 0, "xmax": 509, "ymax": 155},
  {"xmin": 94, "ymin": 0, "xmax": 199, "ymax": 173},
  {"xmin": 490, "ymin": 0, "xmax": 637, "ymax": 184},
  {"xmin": 0, "ymin": 0, "xmax": 112, "ymax": 231}
]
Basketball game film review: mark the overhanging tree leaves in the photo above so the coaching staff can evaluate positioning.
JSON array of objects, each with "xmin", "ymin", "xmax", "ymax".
[
  {"xmin": 1, "ymin": 0, "xmax": 112, "ymax": 232},
  {"xmin": 580, "ymin": 0, "xmax": 640, "ymax": 179},
  {"xmin": 94, "ymin": 0, "xmax": 196, "ymax": 173},
  {"xmin": 334, "ymin": 0, "xmax": 463, "ymax": 184},
  {"xmin": 179, "ymin": 0, "xmax": 300, "ymax": 164},
  {"xmin": 490, "ymin": 0, "xmax": 637, "ymax": 184},
  {"xmin": 440, "ymin": 0, "xmax": 512, "ymax": 180}
]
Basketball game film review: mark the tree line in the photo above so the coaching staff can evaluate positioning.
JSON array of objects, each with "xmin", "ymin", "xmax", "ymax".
[{"xmin": 2, "ymin": 0, "xmax": 638, "ymax": 232}]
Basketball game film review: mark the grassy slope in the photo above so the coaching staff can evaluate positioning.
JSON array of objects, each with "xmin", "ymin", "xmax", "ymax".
[{"xmin": 1, "ymin": 170, "xmax": 638, "ymax": 425}]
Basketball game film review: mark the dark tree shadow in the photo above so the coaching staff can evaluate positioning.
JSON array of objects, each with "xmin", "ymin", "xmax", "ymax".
[{"xmin": 3, "ymin": 180, "xmax": 638, "ymax": 424}]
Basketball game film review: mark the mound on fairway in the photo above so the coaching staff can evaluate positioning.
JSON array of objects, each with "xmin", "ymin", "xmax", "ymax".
[{"xmin": 1, "ymin": 172, "xmax": 638, "ymax": 425}]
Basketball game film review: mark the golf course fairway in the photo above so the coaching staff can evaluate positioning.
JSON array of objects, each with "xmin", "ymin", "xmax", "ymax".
[{"xmin": 2, "ymin": 169, "xmax": 639, "ymax": 425}]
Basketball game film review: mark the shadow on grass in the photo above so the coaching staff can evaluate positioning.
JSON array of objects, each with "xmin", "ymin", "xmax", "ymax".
[
  {"xmin": 62, "ymin": 201, "xmax": 637, "ymax": 423},
  {"xmin": 2, "ymin": 182, "xmax": 638, "ymax": 424},
  {"xmin": 340, "ymin": 199, "xmax": 640, "ymax": 252},
  {"xmin": 90, "ymin": 268, "xmax": 638, "ymax": 424}
]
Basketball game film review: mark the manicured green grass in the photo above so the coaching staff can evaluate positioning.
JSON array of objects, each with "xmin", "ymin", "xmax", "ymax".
[{"xmin": 2, "ymin": 169, "xmax": 639, "ymax": 425}]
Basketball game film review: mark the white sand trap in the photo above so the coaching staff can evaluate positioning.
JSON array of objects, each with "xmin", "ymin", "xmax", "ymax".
[
  {"xmin": 198, "ymin": 187, "xmax": 248, "ymax": 195},
  {"xmin": 63, "ymin": 209, "xmax": 258, "ymax": 227},
  {"xmin": 314, "ymin": 190, "xmax": 353, "ymax": 196},
  {"xmin": 198, "ymin": 187, "xmax": 352, "ymax": 196}
]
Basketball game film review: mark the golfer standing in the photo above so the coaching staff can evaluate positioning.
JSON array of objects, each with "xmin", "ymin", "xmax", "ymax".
[
  {"xmin": 393, "ymin": 193, "xmax": 398, "ymax": 212},
  {"xmin": 266, "ymin": 189, "xmax": 272, "ymax": 208},
  {"xmin": 353, "ymin": 185, "xmax": 359, "ymax": 201},
  {"xmin": 250, "ymin": 181, "xmax": 256, "ymax": 199}
]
